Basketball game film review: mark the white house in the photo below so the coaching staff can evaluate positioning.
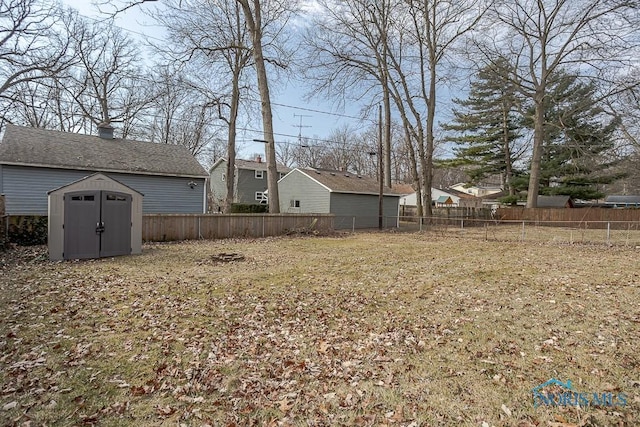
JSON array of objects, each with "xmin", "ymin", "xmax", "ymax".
[{"xmin": 277, "ymin": 168, "xmax": 402, "ymax": 229}]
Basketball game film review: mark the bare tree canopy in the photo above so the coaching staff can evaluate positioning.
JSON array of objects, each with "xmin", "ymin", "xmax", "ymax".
[
  {"xmin": 474, "ymin": 0, "xmax": 640, "ymax": 206},
  {"xmin": 0, "ymin": 0, "xmax": 75, "ymax": 123}
]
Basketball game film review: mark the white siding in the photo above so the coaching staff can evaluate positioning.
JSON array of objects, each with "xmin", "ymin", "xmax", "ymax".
[
  {"xmin": 278, "ymin": 170, "xmax": 330, "ymax": 213},
  {"xmin": 209, "ymin": 160, "xmax": 228, "ymax": 207}
]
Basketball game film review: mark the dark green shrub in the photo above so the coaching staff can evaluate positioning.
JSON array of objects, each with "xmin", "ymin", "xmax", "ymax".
[
  {"xmin": 8, "ymin": 216, "xmax": 48, "ymax": 246},
  {"xmin": 230, "ymin": 203, "xmax": 269, "ymax": 213}
]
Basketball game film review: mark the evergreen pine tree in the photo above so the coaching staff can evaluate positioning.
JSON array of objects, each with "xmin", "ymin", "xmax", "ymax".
[
  {"xmin": 443, "ymin": 58, "xmax": 523, "ymax": 196},
  {"xmin": 526, "ymin": 71, "xmax": 621, "ymax": 200}
]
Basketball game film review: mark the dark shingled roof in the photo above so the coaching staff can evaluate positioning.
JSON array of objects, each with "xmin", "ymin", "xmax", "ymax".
[
  {"xmin": 297, "ymin": 168, "xmax": 401, "ymax": 196},
  {"xmin": 234, "ymin": 158, "xmax": 291, "ymax": 174},
  {"xmin": 605, "ymin": 195, "xmax": 640, "ymax": 205},
  {"xmin": 537, "ymin": 195, "xmax": 573, "ymax": 208},
  {"xmin": 0, "ymin": 124, "xmax": 208, "ymax": 178}
]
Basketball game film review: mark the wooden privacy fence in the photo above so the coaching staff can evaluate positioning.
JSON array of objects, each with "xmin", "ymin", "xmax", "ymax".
[
  {"xmin": 142, "ymin": 214, "xmax": 334, "ymax": 242},
  {"xmin": 0, "ymin": 195, "xmax": 6, "ymax": 249},
  {"xmin": 400, "ymin": 206, "xmax": 492, "ymax": 222},
  {"xmin": 495, "ymin": 207, "xmax": 640, "ymax": 229}
]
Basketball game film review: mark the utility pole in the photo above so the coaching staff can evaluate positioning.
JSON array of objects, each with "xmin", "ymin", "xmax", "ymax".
[{"xmin": 378, "ymin": 104, "xmax": 383, "ymax": 230}]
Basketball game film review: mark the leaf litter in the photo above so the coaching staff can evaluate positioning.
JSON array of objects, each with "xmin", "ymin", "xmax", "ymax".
[{"xmin": 0, "ymin": 234, "xmax": 638, "ymax": 426}]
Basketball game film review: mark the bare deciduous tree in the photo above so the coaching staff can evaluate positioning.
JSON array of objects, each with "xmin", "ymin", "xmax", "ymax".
[
  {"xmin": 236, "ymin": 0, "xmax": 298, "ymax": 213},
  {"xmin": 0, "ymin": 0, "xmax": 75, "ymax": 126},
  {"xmin": 302, "ymin": 0, "xmax": 394, "ymax": 187},
  {"xmin": 150, "ymin": 0, "xmax": 254, "ymax": 212},
  {"xmin": 476, "ymin": 0, "xmax": 639, "ymax": 207},
  {"xmin": 65, "ymin": 18, "xmax": 151, "ymax": 136}
]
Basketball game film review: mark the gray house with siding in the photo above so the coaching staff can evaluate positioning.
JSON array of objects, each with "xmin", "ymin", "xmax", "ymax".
[
  {"xmin": 0, "ymin": 124, "xmax": 209, "ymax": 215},
  {"xmin": 209, "ymin": 156, "xmax": 290, "ymax": 209},
  {"xmin": 277, "ymin": 168, "xmax": 402, "ymax": 229}
]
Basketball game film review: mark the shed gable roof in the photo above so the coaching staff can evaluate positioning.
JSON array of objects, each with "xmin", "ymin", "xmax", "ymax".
[
  {"xmin": 0, "ymin": 124, "xmax": 208, "ymax": 178},
  {"xmin": 47, "ymin": 172, "xmax": 143, "ymax": 195},
  {"xmin": 294, "ymin": 168, "xmax": 401, "ymax": 196},
  {"xmin": 537, "ymin": 195, "xmax": 573, "ymax": 208}
]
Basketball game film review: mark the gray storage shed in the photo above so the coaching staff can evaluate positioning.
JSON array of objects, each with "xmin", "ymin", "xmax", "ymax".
[{"xmin": 48, "ymin": 173, "xmax": 143, "ymax": 261}]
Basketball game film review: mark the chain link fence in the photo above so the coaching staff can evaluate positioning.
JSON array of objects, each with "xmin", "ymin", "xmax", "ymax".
[{"xmin": 334, "ymin": 214, "xmax": 640, "ymax": 247}]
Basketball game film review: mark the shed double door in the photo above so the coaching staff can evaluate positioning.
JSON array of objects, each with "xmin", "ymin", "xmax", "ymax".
[{"xmin": 64, "ymin": 191, "xmax": 132, "ymax": 259}]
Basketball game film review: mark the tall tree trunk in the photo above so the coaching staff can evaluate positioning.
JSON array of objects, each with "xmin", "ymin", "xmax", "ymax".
[
  {"xmin": 502, "ymin": 102, "xmax": 515, "ymax": 196},
  {"xmin": 526, "ymin": 89, "xmax": 545, "ymax": 208},
  {"xmin": 405, "ymin": 130, "xmax": 423, "ymax": 218},
  {"xmin": 422, "ymin": 65, "xmax": 436, "ymax": 218},
  {"xmin": 383, "ymin": 89, "xmax": 392, "ymax": 187},
  {"xmin": 225, "ymin": 69, "xmax": 241, "ymax": 213},
  {"xmin": 238, "ymin": 0, "xmax": 280, "ymax": 213}
]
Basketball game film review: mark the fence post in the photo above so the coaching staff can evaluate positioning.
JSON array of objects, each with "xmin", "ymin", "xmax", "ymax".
[
  {"xmin": 419, "ymin": 216, "xmax": 423, "ymax": 232},
  {"xmin": 606, "ymin": 222, "xmax": 610, "ymax": 245},
  {"xmin": 521, "ymin": 221, "xmax": 525, "ymax": 242},
  {"xmin": 461, "ymin": 219, "xmax": 464, "ymax": 229},
  {"xmin": 262, "ymin": 215, "xmax": 265, "ymax": 238},
  {"xmin": 352, "ymin": 216, "xmax": 355, "ymax": 233}
]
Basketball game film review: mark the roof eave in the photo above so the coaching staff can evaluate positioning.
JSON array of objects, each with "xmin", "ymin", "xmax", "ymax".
[
  {"xmin": 330, "ymin": 190, "xmax": 401, "ymax": 197},
  {"xmin": 0, "ymin": 161, "xmax": 209, "ymax": 179}
]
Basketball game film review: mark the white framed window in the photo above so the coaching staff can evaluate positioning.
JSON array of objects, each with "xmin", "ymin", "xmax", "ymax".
[
  {"xmin": 256, "ymin": 192, "xmax": 267, "ymax": 202},
  {"xmin": 290, "ymin": 200, "xmax": 301, "ymax": 208},
  {"xmin": 255, "ymin": 170, "xmax": 264, "ymax": 179}
]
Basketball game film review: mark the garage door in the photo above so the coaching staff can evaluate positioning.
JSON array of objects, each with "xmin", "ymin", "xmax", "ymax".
[{"xmin": 64, "ymin": 190, "xmax": 132, "ymax": 259}]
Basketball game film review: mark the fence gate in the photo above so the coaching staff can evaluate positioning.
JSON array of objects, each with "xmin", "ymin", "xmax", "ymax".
[{"xmin": 63, "ymin": 190, "xmax": 132, "ymax": 259}]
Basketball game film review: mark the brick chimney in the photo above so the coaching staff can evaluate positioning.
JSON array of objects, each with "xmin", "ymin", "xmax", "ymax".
[
  {"xmin": 256, "ymin": 155, "xmax": 262, "ymax": 163},
  {"xmin": 97, "ymin": 122, "xmax": 114, "ymax": 139}
]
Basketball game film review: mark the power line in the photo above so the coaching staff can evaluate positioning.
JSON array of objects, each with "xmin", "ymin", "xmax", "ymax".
[{"xmin": 274, "ymin": 101, "xmax": 374, "ymax": 123}]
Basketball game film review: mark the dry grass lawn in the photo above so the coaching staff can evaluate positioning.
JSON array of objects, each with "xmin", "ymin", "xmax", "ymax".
[{"xmin": 1, "ymin": 232, "xmax": 639, "ymax": 426}]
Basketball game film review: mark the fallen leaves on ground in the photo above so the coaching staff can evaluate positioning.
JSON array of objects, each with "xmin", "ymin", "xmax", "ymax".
[{"xmin": 0, "ymin": 233, "xmax": 639, "ymax": 426}]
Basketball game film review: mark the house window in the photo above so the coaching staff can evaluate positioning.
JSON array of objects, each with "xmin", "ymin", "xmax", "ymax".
[
  {"xmin": 221, "ymin": 173, "xmax": 226, "ymax": 182},
  {"xmin": 255, "ymin": 170, "xmax": 264, "ymax": 179},
  {"xmin": 290, "ymin": 200, "xmax": 300, "ymax": 208},
  {"xmin": 256, "ymin": 192, "xmax": 267, "ymax": 202}
]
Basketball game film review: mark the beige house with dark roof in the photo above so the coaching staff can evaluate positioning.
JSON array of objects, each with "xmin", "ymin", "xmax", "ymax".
[
  {"xmin": 0, "ymin": 124, "xmax": 209, "ymax": 215},
  {"xmin": 277, "ymin": 168, "xmax": 401, "ymax": 229}
]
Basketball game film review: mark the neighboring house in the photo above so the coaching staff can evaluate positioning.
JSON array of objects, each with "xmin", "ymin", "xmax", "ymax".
[
  {"xmin": 399, "ymin": 187, "xmax": 483, "ymax": 209},
  {"xmin": 435, "ymin": 195, "xmax": 455, "ymax": 207},
  {"xmin": 536, "ymin": 195, "xmax": 574, "ymax": 208},
  {"xmin": 277, "ymin": 168, "xmax": 402, "ymax": 229},
  {"xmin": 209, "ymin": 156, "xmax": 290, "ymax": 208},
  {"xmin": 450, "ymin": 182, "xmax": 503, "ymax": 198},
  {"xmin": 0, "ymin": 124, "xmax": 209, "ymax": 215},
  {"xmin": 604, "ymin": 195, "xmax": 640, "ymax": 208},
  {"xmin": 480, "ymin": 190, "xmax": 510, "ymax": 209}
]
